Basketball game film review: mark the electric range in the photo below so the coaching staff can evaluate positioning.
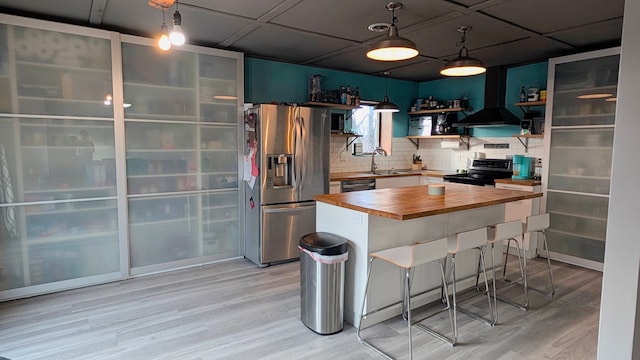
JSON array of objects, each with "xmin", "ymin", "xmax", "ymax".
[{"xmin": 443, "ymin": 158, "xmax": 513, "ymax": 186}]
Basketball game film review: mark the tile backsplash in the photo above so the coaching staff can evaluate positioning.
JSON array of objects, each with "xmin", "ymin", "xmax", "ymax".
[{"xmin": 329, "ymin": 136, "xmax": 543, "ymax": 173}]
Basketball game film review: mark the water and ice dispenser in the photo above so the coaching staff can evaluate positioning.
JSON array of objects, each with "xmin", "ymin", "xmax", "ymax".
[{"xmin": 268, "ymin": 154, "xmax": 293, "ymax": 188}]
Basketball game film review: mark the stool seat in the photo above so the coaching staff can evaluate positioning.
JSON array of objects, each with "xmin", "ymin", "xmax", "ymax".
[{"xmin": 358, "ymin": 238, "xmax": 454, "ymax": 359}]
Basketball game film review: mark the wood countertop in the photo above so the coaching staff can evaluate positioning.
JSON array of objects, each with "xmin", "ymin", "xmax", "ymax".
[
  {"xmin": 494, "ymin": 178, "xmax": 542, "ymax": 186},
  {"xmin": 314, "ymin": 182, "xmax": 542, "ymax": 221},
  {"xmin": 330, "ymin": 170, "xmax": 450, "ymax": 181}
]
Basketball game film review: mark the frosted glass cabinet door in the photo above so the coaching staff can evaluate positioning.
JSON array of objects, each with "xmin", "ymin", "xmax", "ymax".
[
  {"xmin": 128, "ymin": 194, "xmax": 199, "ymax": 267},
  {"xmin": 199, "ymin": 54, "xmax": 237, "ymax": 124},
  {"xmin": 12, "ymin": 26, "xmax": 113, "ymax": 118},
  {"xmin": 202, "ymin": 191, "xmax": 239, "ymax": 258},
  {"xmin": 0, "ymin": 24, "xmax": 10, "ymax": 113},
  {"xmin": 551, "ymin": 55, "xmax": 619, "ymax": 126},
  {"xmin": 544, "ymin": 48, "xmax": 619, "ymax": 267},
  {"xmin": 547, "ymin": 128, "xmax": 614, "ymax": 195},
  {"xmin": 122, "ymin": 43, "xmax": 197, "ymax": 121},
  {"xmin": 545, "ymin": 192, "xmax": 608, "ymax": 263},
  {"xmin": 200, "ymin": 124, "xmax": 238, "ymax": 191},
  {"xmin": 125, "ymin": 122, "xmax": 198, "ymax": 194}
]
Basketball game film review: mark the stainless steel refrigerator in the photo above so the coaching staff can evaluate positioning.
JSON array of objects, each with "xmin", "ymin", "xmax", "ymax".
[{"xmin": 244, "ymin": 104, "xmax": 330, "ymax": 266}]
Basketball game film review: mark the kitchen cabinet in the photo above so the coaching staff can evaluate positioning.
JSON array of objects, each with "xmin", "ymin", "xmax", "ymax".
[
  {"xmin": 494, "ymin": 182, "xmax": 541, "ymax": 259},
  {"xmin": 542, "ymin": 47, "xmax": 619, "ymax": 270},
  {"xmin": 121, "ymin": 38, "xmax": 241, "ymax": 274},
  {"xmin": 375, "ymin": 175, "xmax": 420, "ymax": 189},
  {"xmin": 420, "ymin": 176, "xmax": 444, "ymax": 185},
  {"xmin": 0, "ymin": 20, "xmax": 121, "ymax": 295},
  {"xmin": 0, "ymin": 14, "xmax": 243, "ymax": 299},
  {"xmin": 329, "ymin": 181, "xmax": 341, "ymax": 194}
]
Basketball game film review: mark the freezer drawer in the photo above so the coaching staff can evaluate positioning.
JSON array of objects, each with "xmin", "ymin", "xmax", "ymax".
[{"xmin": 261, "ymin": 202, "xmax": 316, "ymax": 264}]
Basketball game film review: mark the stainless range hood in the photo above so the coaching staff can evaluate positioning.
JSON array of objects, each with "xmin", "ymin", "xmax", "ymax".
[{"xmin": 453, "ymin": 66, "xmax": 520, "ymax": 127}]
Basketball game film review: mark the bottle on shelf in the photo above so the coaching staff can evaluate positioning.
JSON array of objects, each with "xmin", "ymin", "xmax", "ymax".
[
  {"xmin": 520, "ymin": 86, "xmax": 527, "ymax": 103},
  {"xmin": 346, "ymin": 85, "xmax": 352, "ymax": 105},
  {"xmin": 340, "ymin": 86, "xmax": 347, "ymax": 104},
  {"xmin": 354, "ymin": 87, "xmax": 360, "ymax": 107}
]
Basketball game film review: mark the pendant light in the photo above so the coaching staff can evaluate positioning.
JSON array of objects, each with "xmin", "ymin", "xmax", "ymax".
[
  {"xmin": 440, "ymin": 26, "xmax": 486, "ymax": 77},
  {"xmin": 375, "ymin": 71, "xmax": 399, "ymax": 113},
  {"xmin": 367, "ymin": 2, "xmax": 418, "ymax": 62},
  {"xmin": 169, "ymin": 1, "xmax": 185, "ymax": 46},
  {"xmin": 158, "ymin": 7, "xmax": 171, "ymax": 51}
]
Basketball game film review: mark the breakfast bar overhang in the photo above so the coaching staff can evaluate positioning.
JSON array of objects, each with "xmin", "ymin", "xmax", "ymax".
[{"xmin": 314, "ymin": 183, "xmax": 543, "ymax": 328}]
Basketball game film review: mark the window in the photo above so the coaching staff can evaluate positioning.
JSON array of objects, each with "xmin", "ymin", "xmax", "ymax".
[{"xmin": 350, "ymin": 105, "xmax": 393, "ymax": 154}]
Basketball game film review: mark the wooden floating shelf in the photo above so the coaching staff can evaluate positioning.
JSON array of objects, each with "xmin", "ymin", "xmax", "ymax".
[
  {"xmin": 408, "ymin": 107, "xmax": 468, "ymax": 115},
  {"xmin": 511, "ymin": 134, "xmax": 544, "ymax": 138},
  {"xmin": 514, "ymin": 100, "xmax": 546, "ymax": 107},
  {"xmin": 405, "ymin": 135, "xmax": 470, "ymax": 150},
  {"xmin": 303, "ymin": 102, "xmax": 359, "ymax": 110},
  {"xmin": 331, "ymin": 133, "xmax": 362, "ymax": 138}
]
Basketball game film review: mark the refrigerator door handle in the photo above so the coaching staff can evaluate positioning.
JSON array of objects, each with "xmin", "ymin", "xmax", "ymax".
[
  {"xmin": 262, "ymin": 202, "xmax": 316, "ymax": 213},
  {"xmin": 298, "ymin": 115, "xmax": 307, "ymax": 193}
]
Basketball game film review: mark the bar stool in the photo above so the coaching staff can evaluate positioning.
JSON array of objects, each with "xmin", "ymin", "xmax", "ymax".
[
  {"xmin": 484, "ymin": 220, "xmax": 528, "ymax": 317},
  {"xmin": 357, "ymin": 238, "xmax": 454, "ymax": 360},
  {"xmin": 446, "ymin": 227, "xmax": 494, "ymax": 343},
  {"xmin": 521, "ymin": 213, "xmax": 555, "ymax": 296}
]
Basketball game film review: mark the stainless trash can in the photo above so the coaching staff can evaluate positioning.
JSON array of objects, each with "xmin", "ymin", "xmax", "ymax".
[{"xmin": 299, "ymin": 232, "xmax": 349, "ymax": 335}]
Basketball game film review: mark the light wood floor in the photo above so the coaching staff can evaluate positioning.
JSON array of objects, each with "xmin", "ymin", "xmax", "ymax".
[{"xmin": 0, "ymin": 257, "xmax": 601, "ymax": 360}]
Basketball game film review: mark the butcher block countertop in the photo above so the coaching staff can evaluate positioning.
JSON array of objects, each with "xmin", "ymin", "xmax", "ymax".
[
  {"xmin": 330, "ymin": 169, "xmax": 449, "ymax": 181},
  {"xmin": 314, "ymin": 182, "xmax": 542, "ymax": 221},
  {"xmin": 494, "ymin": 178, "xmax": 542, "ymax": 186}
]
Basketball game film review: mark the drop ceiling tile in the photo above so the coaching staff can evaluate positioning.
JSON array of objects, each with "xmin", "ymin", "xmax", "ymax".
[
  {"xmin": 481, "ymin": 0, "xmax": 624, "ymax": 34},
  {"xmin": 388, "ymin": 60, "xmax": 447, "ymax": 82},
  {"xmin": 471, "ymin": 37, "xmax": 568, "ymax": 68},
  {"xmin": 405, "ymin": 12, "xmax": 531, "ymax": 59},
  {"xmin": 232, "ymin": 25, "xmax": 353, "ymax": 63},
  {"xmin": 551, "ymin": 19, "xmax": 623, "ymax": 48},
  {"xmin": 183, "ymin": 0, "xmax": 285, "ymax": 19},
  {"xmin": 103, "ymin": 2, "xmax": 253, "ymax": 45},
  {"xmin": 0, "ymin": 0, "xmax": 92, "ymax": 21},
  {"xmin": 270, "ymin": 0, "xmax": 457, "ymax": 43}
]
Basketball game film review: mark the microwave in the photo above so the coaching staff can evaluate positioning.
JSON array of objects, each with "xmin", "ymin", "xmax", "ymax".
[{"xmin": 408, "ymin": 116, "xmax": 433, "ymax": 136}]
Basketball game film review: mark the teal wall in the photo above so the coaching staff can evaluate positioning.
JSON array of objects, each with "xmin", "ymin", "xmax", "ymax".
[
  {"xmin": 245, "ymin": 57, "xmax": 548, "ymax": 137},
  {"xmin": 245, "ymin": 58, "xmax": 418, "ymax": 137}
]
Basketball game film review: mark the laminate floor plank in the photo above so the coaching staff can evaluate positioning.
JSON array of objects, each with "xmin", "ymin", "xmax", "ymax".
[{"xmin": 0, "ymin": 257, "xmax": 600, "ymax": 360}]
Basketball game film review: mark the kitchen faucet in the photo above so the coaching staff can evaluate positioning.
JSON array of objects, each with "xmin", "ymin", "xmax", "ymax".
[{"xmin": 370, "ymin": 147, "xmax": 388, "ymax": 173}]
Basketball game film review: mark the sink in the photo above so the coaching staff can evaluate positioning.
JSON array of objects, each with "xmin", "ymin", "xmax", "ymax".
[{"xmin": 372, "ymin": 169, "xmax": 413, "ymax": 175}]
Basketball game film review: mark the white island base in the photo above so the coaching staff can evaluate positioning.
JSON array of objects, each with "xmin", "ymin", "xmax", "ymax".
[{"xmin": 316, "ymin": 202, "xmax": 506, "ymax": 328}]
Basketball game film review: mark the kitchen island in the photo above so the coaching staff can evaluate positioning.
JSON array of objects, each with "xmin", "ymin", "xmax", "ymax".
[{"xmin": 314, "ymin": 183, "xmax": 542, "ymax": 328}]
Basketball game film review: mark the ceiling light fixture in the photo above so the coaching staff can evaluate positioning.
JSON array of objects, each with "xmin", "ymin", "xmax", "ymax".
[
  {"xmin": 169, "ymin": 1, "xmax": 185, "ymax": 46},
  {"xmin": 158, "ymin": 7, "xmax": 172, "ymax": 51},
  {"xmin": 367, "ymin": 2, "xmax": 418, "ymax": 62},
  {"xmin": 375, "ymin": 71, "xmax": 399, "ymax": 113},
  {"xmin": 440, "ymin": 26, "xmax": 486, "ymax": 77}
]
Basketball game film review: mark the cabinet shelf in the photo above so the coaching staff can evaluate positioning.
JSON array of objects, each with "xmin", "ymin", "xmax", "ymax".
[
  {"xmin": 303, "ymin": 102, "xmax": 359, "ymax": 110},
  {"xmin": 512, "ymin": 134, "xmax": 544, "ymax": 153},
  {"xmin": 124, "ymin": 82, "xmax": 195, "ymax": 91},
  {"xmin": 554, "ymin": 84, "xmax": 617, "ymax": 95},
  {"xmin": 406, "ymin": 135, "xmax": 470, "ymax": 150},
  {"xmin": 408, "ymin": 107, "xmax": 469, "ymax": 115},
  {"xmin": 28, "ymin": 230, "xmax": 118, "ymax": 246},
  {"xmin": 16, "ymin": 60, "xmax": 110, "ymax": 73}
]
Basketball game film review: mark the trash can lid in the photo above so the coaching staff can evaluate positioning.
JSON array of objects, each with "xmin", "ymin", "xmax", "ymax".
[{"xmin": 299, "ymin": 232, "xmax": 348, "ymax": 256}]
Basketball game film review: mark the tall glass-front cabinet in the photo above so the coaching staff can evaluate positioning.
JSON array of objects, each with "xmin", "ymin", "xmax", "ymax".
[
  {"xmin": 542, "ymin": 47, "xmax": 620, "ymax": 270},
  {"xmin": 0, "ymin": 14, "xmax": 243, "ymax": 300}
]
